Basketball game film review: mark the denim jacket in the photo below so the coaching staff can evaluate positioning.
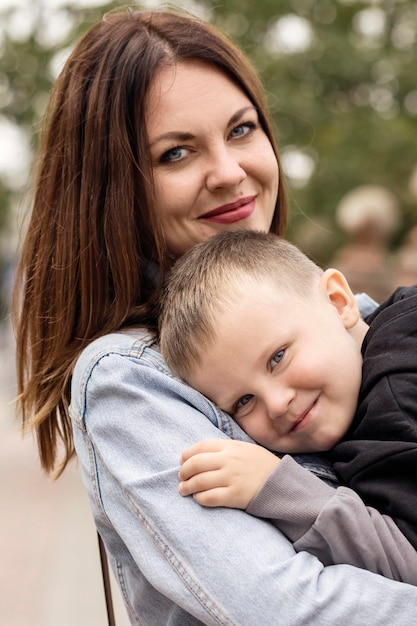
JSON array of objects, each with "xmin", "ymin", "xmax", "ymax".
[{"xmin": 70, "ymin": 295, "xmax": 417, "ymax": 625}]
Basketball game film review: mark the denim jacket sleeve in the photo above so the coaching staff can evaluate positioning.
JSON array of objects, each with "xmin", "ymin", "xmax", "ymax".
[{"xmin": 70, "ymin": 330, "xmax": 417, "ymax": 626}]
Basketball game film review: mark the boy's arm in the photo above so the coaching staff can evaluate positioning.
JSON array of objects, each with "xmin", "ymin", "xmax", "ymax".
[
  {"xmin": 247, "ymin": 454, "xmax": 417, "ymax": 586},
  {"xmin": 179, "ymin": 440, "xmax": 417, "ymax": 585},
  {"xmin": 179, "ymin": 439, "xmax": 280, "ymax": 508}
]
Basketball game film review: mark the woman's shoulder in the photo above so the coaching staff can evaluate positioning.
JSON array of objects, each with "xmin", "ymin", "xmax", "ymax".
[
  {"xmin": 69, "ymin": 327, "xmax": 234, "ymax": 435},
  {"xmin": 71, "ymin": 328, "xmax": 171, "ymax": 391},
  {"xmin": 70, "ymin": 328, "xmax": 181, "ymax": 424}
]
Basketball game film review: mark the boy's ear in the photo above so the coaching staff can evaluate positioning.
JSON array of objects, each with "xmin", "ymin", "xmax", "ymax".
[{"xmin": 319, "ymin": 268, "xmax": 360, "ymax": 329}]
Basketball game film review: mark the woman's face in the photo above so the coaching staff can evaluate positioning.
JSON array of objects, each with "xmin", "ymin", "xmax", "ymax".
[{"xmin": 146, "ymin": 61, "xmax": 279, "ymax": 258}]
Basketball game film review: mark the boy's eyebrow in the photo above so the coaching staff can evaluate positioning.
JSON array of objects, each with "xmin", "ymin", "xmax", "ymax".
[
  {"xmin": 217, "ymin": 399, "xmax": 234, "ymax": 414},
  {"xmin": 206, "ymin": 389, "xmax": 236, "ymax": 415},
  {"xmin": 216, "ymin": 388, "xmax": 248, "ymax": 415},
  {"xmin": 218, "ymin": 402, "xmax": 236, "ymax": 418},
  {"xmin": 148, "ymin": 106, "xmax": 257, "ymax": 147},
  {"xmin": 213, "ymin": 340, "xmax": 282, "ymax": 414}
]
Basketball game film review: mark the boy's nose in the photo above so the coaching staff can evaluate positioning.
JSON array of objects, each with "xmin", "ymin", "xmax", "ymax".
[{"xmin": 265, "ymin": 387, "xmax": 295, "ymax": 421}]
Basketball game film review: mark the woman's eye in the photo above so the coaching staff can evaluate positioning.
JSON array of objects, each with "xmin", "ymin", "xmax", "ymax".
[
  {"xmin": 271, "ymin": 349, "xmax": 285, "ymax": 368},
  {"xmin": 229, "ymin": 121, "xmax": 256, "ymax": 139},
  {"xmin": 159, "ymin": 146, "xmax": 188, "ymax": 163},
  {"xmin": 235, "ymin": 394, "xmax": 253, "ymax": 410}
]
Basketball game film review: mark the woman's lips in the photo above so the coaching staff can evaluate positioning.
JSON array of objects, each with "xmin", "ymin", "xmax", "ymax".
[{"xmin": 199, "ymin": 196, "xmax": 256, "ymax": 224}]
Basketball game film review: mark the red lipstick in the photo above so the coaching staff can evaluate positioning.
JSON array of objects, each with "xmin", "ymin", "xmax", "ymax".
[{"xmin": 199, "ymin": 196, "xmax": 256, "ymax": 224}]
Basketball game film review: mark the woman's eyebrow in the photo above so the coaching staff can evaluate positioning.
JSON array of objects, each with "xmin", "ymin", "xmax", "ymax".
[
  {"xmin": 149, "ymin": 106, "xmax": 257, "ymax": 147},
  {"xmin": 149, "ymin": 131, "xmax": 194, "ymax": 147},
  {"xmin": 228, "ymin": 106, "xmax": 257, "ymax": 127}
]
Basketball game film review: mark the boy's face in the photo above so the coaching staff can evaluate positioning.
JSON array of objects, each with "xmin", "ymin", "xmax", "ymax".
[{"xmin": 187, "ymin": 276, "xmax": 364, "ymax": 453}]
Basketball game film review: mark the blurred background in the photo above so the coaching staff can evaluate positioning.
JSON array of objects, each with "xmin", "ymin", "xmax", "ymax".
[{"xmin": 1, "ymin": 0, "xmax": 417, "ymax": 623}]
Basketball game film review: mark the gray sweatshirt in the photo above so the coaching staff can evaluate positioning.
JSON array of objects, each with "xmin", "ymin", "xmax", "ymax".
[{"xmin": 247, "ymin": 454, "xmax": 417, "ymax": 586}]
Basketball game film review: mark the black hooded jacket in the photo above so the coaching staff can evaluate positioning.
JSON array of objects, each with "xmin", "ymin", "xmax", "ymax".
[{"xmin": 330, "ymin": 285, "xmax": 417, "ymax": 549}]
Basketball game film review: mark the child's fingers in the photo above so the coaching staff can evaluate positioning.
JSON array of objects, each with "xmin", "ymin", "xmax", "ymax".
[
  {"xmin": 179, "ymin": 467, "xmax": 225, "ymax": 497},
  {"xmin": 179, "ymin": 451, "xmax": 221, "ymax": 481},
  {"xmin": 180, "ymin": 439, "xmax": 226, "ymax": 463},
  {"xmin": 193, "ymin": 487, "xmax": 232, "ymax": 508}
]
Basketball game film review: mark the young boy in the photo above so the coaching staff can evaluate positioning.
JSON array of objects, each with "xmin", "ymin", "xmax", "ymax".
[{"xmin": 159, "ymin": 228, "xmax": 417, "ymax": 584}]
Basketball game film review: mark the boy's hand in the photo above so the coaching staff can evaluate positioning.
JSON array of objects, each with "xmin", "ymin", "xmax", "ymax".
[{"xmin": 178, "ymin": 439, "xmax": 280, "ymax": 509}]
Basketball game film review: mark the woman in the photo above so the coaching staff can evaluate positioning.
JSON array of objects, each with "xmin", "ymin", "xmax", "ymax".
[{"xmin": 13, "ymin": 8, "xmax": 417, "ymax": 625}]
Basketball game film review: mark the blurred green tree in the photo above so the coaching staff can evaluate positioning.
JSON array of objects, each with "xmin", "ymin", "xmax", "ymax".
[{"xmin": 213, "ymin": 0, "xmax": 417, "ymax": 258}]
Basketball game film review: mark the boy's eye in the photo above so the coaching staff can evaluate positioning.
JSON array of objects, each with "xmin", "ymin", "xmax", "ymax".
[
  {"xmin": 271, "ymin": 349, "xmax": 285, "ymax": 368},
  {"xmin": 229, "ymin": 121, "xmax": 256, "ymax": 139},
  {"xmin": 160, "ymin": 146, "xmax": 188, "ymax": 163},
  {"xmin": 235, "ymin": 394, "xmax": 254, "ymax": 410}
]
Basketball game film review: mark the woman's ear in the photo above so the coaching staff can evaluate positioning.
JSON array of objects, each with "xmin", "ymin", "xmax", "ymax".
[{"xmin": 319, "ymin": 268, "xmax": 360, "ymax": 329}]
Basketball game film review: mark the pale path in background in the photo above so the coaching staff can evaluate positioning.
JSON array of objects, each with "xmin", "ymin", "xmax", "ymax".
[{"xmin": 0, "ymin": 321, "xmax": 130, "ymax": 626}]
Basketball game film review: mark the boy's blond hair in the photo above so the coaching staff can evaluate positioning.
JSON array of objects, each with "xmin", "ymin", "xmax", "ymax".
[{"xmin": 159, "ymin": 229, "xmax": 323, "ymax": 381}]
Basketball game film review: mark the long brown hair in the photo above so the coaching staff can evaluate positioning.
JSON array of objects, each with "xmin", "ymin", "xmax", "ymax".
[{"xmin": 13, "ymin": 8, "xmax": 288, "ymax": 475}]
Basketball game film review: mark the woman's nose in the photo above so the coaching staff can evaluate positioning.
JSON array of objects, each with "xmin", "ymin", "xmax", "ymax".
[{"xmin": 205, "ymin": 147, "xmax": 246, "ymax": 191}]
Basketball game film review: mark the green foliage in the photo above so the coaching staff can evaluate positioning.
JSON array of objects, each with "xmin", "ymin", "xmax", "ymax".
[
  {"xmin": 211, "ymin": 0, "xmax": 417, "ymax": 258},
  {"xmin": 0, "ymin": 0, "xmax": 120, "ymax": 229}
]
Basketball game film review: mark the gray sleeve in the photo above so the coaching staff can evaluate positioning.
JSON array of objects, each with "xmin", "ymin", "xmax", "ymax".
[{"xmin": 247, "ymin": 454, "xmax": 417, "ymax": 586}]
